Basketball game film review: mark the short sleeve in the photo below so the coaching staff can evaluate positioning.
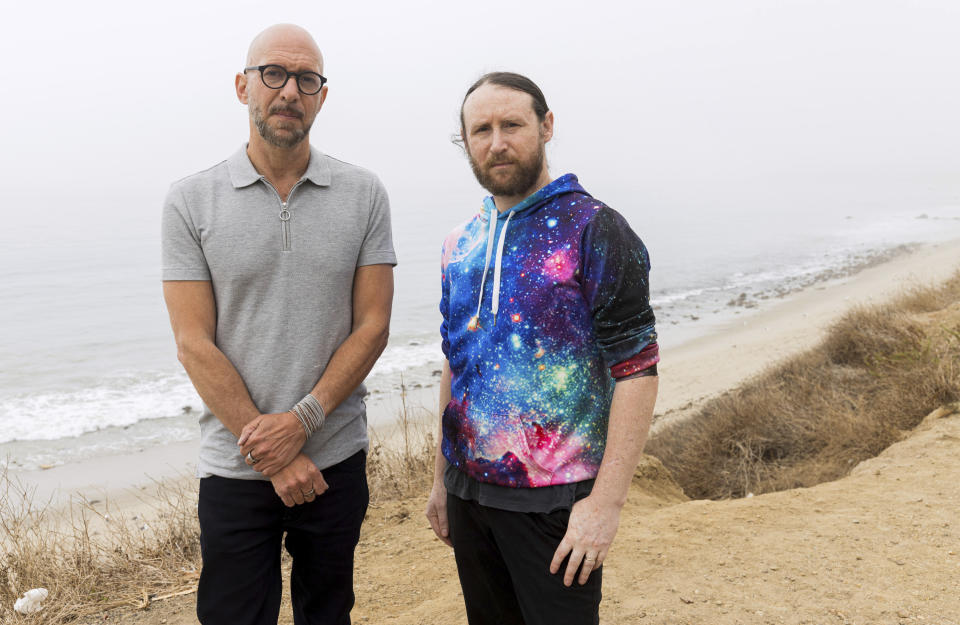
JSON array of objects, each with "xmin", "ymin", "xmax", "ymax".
[
  {"xmin": 161, "ymin": 185, "xmax": 211, "ymax": 281},
  {"xmin": 579, "ymin": 207, "xmax": 657, "ymax": 368},
  {"xmin": 357, "ymin": 176, "xmax": 398, "ymax": 267}
]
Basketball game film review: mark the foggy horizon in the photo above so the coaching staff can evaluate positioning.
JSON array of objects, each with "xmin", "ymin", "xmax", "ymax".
[{"xmin": 1, "ymin": 0, "xmax": 957, "ymax": 224}]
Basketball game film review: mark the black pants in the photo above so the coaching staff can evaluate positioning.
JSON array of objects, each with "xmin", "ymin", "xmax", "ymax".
[
  {"xmin": 197, "ymin": 451, "xmax": 368, "ymax": 625},
  {"xmin": 447, "ymin": 494, "xmax": 602, "ymax": 625}
]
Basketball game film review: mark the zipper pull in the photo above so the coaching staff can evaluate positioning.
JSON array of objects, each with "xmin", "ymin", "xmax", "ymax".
[{"xmin": 280, "ymin": 201, "xmax": 292, "ymax": 251}]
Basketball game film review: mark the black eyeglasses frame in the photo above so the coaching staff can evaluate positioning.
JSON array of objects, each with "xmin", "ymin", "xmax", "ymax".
[{"xmin": 243, "ymin": 64, "xmax": 328, "ymax": 95}]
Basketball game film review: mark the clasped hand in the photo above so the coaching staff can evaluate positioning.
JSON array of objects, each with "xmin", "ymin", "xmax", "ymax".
[
  {"xmin": 268, "ymin": 453, "xmax": 329, "ymax": 507},
  {"xmin": 238, "ymin": 411, "xmax": 306, "ymax": 477}
]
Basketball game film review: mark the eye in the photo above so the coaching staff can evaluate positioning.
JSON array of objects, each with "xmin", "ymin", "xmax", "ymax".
[
  {"xmin": 299, "ymin": 75, "xmax": 320, "ymax": 91},
  {"xmin": 263, "ymin": 66, "xmax": 286, "ymax": 81}
]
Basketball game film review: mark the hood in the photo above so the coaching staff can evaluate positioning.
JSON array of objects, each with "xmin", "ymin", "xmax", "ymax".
[
  {"xmin": 481, "ymin": 173, "xmax": 590, "ymax": 223},
  {"xmin": 470, "ymin": 174, "xmax": 590, "ymax": 329}
]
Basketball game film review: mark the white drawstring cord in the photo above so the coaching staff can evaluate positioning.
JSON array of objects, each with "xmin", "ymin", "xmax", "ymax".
[
  {"xmin": 490, "ymin": 211, "xmax": 515, "ymax": 323},
  {"xmin": 470, "ymin": 207, "xmax": 500, "ymax": 330}
]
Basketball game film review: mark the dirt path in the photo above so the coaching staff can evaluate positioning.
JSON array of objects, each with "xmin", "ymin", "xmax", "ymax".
[
  {"xmin": 96, "ymin": 405, "xmax": 959, "ymax": 625},
  {"xmin": 351, "ymin": 406, "xmax": 960, "ymax": 625}
]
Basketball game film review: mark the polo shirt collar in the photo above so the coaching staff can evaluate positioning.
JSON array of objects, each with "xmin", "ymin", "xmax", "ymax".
[{"xmin": 227, "ymin": 144, "xmax": 332, "ymax": 188}]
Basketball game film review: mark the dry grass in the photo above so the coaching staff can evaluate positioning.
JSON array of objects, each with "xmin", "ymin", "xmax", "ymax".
[
  {"xmin": 0, "ymin": 391, "xmax": 435, "ymax": 623},
  {"xmin": 0, "ymin": 470, "xmax": 201, "ymax": 623},
  {"xmin": 646, "ymin": 271, "xmax": 960, "ymax": 500},
  {"xmin": 366, "ymin": 383, "xmax": 435, "ymax": 504}
]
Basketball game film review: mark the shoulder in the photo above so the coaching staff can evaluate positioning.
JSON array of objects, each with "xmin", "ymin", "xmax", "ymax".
[
  {"xmin": 320, "ymin": 153, "xmax": 385, "ymax": 190},
  {"xmin": 442, "ymin": 212, "xmax": 483, "ymax": 249},
  {"xmin": 167, "ymin": 159, "xmax": 230, "ymax": 196},
  {"xmin": 584, "ymin": 202, "xmax": 632, "ymax": 231},
  {"xmin": 440, "ymin": 212, "xmax": 485, "ymax": 268},
  {"xmin": 164, "ymin": 159, "xmax": 234, "ymax": 215}
]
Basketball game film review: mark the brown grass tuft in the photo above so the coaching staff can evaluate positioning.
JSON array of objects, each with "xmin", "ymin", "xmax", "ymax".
[
  {"xmin": 646, "ymin": 271, "xmax": 960, "ymax": 500},
  {"xmin": 366, "ymin": 385, "xmax": 435, "ymax": 504}
]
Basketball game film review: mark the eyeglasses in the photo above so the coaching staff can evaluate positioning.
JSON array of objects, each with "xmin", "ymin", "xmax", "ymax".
[{"xmin": 244, "ymin": 65, "xmax": 327, "ymax": 95}]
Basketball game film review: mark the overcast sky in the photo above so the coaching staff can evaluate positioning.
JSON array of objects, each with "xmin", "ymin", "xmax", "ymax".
[{"xmin": 1, "ymin": 0, "xmax": 958, "ymax": 240}]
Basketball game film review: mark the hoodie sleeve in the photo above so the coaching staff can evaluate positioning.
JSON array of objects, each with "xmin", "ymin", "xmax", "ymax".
[
  {"xmin": 579, "ymin": 206, "xmax": 659, "ymax": 376},
  {"xmin": 439, "ymin": 240, "xmax": 451, "ymax": 358}
]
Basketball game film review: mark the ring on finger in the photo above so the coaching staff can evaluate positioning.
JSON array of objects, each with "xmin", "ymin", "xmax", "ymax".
[
  {"xmin": 303, "ymin": 489, "xmax": 315, "ymax": 496},
  {"xmin": 246, "ymin": 451, "xmax": 260, "ymax": 465}
]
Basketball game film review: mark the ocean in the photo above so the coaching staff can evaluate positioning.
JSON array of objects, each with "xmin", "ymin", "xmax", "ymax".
[{"xmin": 2, "ymin": 186, "xmax": 959, "ymax": 472}]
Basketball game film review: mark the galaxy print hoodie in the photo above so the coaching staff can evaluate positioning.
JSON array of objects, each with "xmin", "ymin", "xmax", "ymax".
[{"xmin": 440, "ymin": 174, "xmax": 658, "ymax": 488}]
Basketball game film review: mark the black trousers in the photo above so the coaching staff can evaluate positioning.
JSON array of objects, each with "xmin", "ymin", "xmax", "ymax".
[
  {"xmin": 447, "ymin": 494, "xmax": 602, "ymax": 625},
  {"xmin": 197, "ymin": 451, "xmax": 368, "ymax": 625}
]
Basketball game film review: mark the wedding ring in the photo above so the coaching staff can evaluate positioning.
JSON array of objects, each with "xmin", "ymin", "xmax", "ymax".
[
  {"xmin": 246, "ymin": 451, "xmax": 260, "ymax": 465},
  {"xmin": 304, "ymin": 489, "xmax": 315, "ymax": 496}
]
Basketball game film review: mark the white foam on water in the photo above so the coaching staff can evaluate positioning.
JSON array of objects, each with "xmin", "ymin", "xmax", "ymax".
[
  {"xmin": 368, "ymin": 339, "xmax": 444, "ymax": 379},
  {"xmin": 0, "ymin": 371, "xmax": 200, "ymax": 444}
]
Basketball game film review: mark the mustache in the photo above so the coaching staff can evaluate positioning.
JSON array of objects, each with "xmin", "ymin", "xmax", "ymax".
[{"xmin": 269, "ymin": 105, "xmax": 304, "ymax": 118}]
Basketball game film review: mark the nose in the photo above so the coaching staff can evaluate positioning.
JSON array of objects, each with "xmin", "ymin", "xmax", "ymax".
[
  {"xmin": 490, "ymin": 128, "xmax": 508, "ymax": 153},
  {"xmin": 279, "ymin": 75, "xmax": 301, "ymax": 100}
]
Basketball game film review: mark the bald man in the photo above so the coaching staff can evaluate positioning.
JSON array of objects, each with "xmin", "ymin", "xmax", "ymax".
[{"xmin": 161, "ymin": 24, "xmax": 396, "ymax": 625}]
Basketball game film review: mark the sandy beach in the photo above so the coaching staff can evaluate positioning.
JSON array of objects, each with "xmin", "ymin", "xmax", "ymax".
[{"xmin": 6, "ymin": 237, "xmax": 960, "ymax": 624}]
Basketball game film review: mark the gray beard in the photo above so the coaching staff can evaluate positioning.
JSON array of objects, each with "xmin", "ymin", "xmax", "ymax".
[{"xmin": 252, "ymin": 106, "xmax": 310, "ymax": 148}]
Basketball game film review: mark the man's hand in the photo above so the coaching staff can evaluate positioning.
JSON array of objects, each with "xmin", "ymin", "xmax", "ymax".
[
  {"xmin": 270, "ymin": 453, "xmax": 329, "ymax": 507},
  {"xmin": 549, "ymin": 494, "xmax": 622, "ymax": 586},
  {"xmin": 425, "ymin": 480, "xmax": 452, "ymax": 547},
  {"xmin": 238, "ymin": 411, "xmax": 307, "ymax": 477}
]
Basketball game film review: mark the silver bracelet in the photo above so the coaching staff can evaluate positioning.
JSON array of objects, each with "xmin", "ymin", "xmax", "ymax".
[{"xmin": 290, "ymin": 393, "xmax": 325, "ymax": 439}]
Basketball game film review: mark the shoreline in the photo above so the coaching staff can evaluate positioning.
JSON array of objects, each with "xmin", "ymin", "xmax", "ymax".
[{"xmin": 8, "ymin": 236, "xmax": 960, "ymax": 505}]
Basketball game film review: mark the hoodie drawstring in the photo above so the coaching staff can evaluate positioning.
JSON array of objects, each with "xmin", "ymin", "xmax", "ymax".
[
  {"xmin": 471, "ymin": 209, "xmax": 514, "ymax": 329},
  {"xmin": 490, "ymin": 211, "xmax": 514, "ymax": 321}
]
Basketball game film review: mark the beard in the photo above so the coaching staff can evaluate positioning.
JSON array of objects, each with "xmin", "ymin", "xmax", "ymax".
[
  {"xmin": 469, "ymin": 139, "xmax": 546, "ymax": 198},
  {"xmin": 251, "ymin": 102, "xmax": 311, "ymax": 148}
]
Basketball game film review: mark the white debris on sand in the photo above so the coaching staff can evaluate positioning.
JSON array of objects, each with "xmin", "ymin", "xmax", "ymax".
[{"xmin": 14, "ymin": 588, "xmax": 49, "ymax": 614}]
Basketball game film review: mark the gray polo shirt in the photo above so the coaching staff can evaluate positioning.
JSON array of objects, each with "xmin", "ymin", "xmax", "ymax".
[{"xmin": 161, "ymin": 145, "xmax": 397, "ymax": 479}]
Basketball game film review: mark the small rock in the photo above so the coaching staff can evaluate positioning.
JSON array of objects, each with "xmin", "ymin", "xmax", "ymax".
[{"xmin": 680, "ymin": 596, "xmax": 694, "ymax": 604}]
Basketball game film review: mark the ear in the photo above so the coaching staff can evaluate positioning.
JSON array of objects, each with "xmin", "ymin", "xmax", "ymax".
[
  {"xmin": 541, "ymin": 110, "xmax": 555, "ymax": 144},
  {"xmin": 315, "ymin": 84, "xmax": 329, "ymax": 110},
  {"xmin": 236, "ymin": 72, "xmax": 249, "ymax": 104}
]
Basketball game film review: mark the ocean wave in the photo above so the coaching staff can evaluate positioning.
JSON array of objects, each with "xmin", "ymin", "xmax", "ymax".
[
  {"xmin": 368, "ymin": 340, "xmax": 444, "ymax": 378},
  {"xmin": 0, "ymin": 372, "xmax": 200, "ymax": 444}
]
